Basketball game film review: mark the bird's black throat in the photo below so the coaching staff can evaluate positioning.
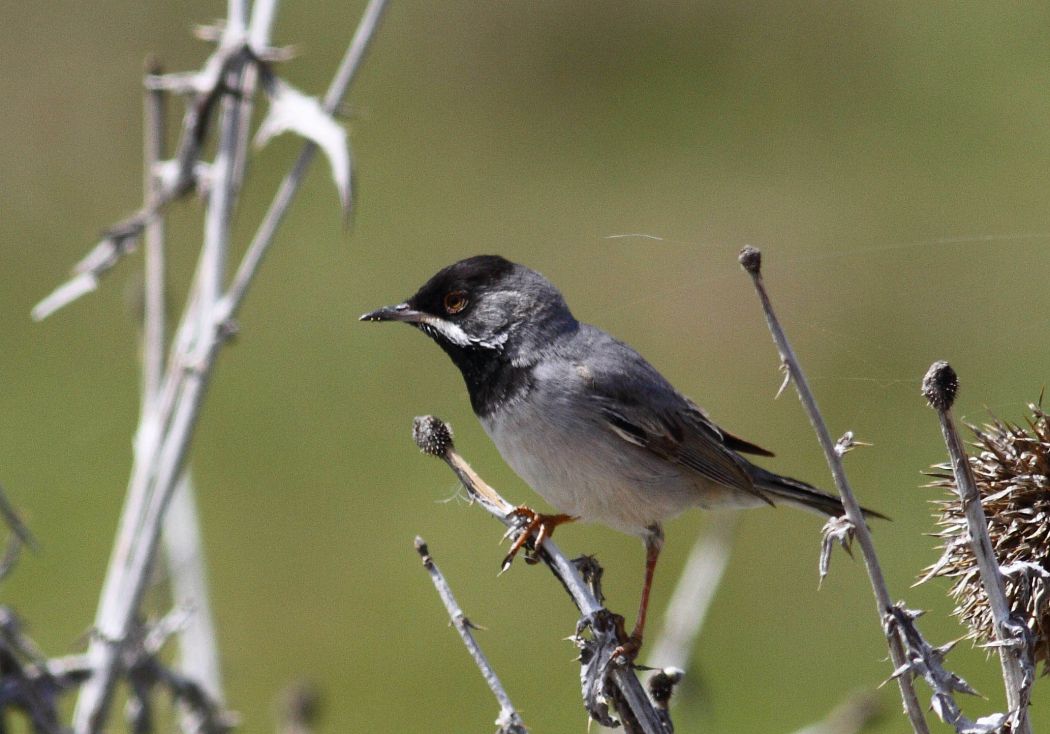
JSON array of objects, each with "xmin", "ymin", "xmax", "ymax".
[{"xmin": 429, "ymin": 336, "xmax": 533, "ymax": 418}]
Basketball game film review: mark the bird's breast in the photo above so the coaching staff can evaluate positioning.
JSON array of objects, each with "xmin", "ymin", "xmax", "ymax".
[{"xmin": 479, "ymin": 380, "xmax": 704, "ymax": 535}]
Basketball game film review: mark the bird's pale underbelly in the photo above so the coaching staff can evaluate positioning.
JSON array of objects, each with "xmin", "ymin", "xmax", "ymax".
[{"xmin": 482, "ymin": 400, "xmax": 761, "ymax": 535}]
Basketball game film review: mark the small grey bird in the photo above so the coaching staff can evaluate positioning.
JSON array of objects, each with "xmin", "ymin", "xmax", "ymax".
[{"xmin": 362, "ymin": 255, "xmax": 881, "ymax": 657}]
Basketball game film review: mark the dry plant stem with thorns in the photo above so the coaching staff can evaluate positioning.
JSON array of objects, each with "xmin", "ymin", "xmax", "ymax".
[
  {"xmin": 410, "ymin": 416, "xmax": 671, "ymax": 734},
  {"xmin": 737, "ymin": 246, "xmax": 930, "ymax": 734},
  {"xmin": 922, "ymin": 362, "xmax": 1035, "ymax": 734},
  {"xmin": 414, "ymin": 537, "xmax": 528, "ymax": 734},
  {"xmin": 29, "ymin": 1, "xmax": 391, "ymax": 732}
]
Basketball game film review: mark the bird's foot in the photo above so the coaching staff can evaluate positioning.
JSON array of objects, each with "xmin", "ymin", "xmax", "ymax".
[
  {"xmin": 500, "ymin": 506, "xmax": 575, "ymax": 572},
  {"xmin": 611, "ymin": 615, "xmax": 643, "ymax": 664}
]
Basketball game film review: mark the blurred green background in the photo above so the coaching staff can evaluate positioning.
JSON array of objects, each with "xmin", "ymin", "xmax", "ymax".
[{"xmin": 2, "ymin": 2, "xmax": 1050, "ymax": 732}]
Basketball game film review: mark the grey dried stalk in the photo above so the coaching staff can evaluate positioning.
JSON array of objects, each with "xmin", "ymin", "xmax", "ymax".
[
  {"xmin": 738, "ymin": 246, "xmax": 929, "ymax": 734},
  {"xmin": 415, "ymin": 537, "xmax": 528, "ymax": 734},
  {"xmin": 70, "ymin": 2, "xmax": 391, "ymax": 731},
  {"xmin": 921, "ymin": 362, "xmax": 1035, "ymax": 734},
  {"xmin": 143, "ymin": 55, "xmax": 226, "ymax": 723},
  {"xmin": 411, "ymin": 415, "xmax": 669, "ymax": 734}
]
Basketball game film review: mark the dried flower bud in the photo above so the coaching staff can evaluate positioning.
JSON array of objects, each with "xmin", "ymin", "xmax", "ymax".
[
  {"xmin": 922, "ymin": 361, "xmax": 958, "ymax": 411},
  {"xmin": 412, "ymin": 415, "xmax": 453, "ymax": 457},
  {"xmin": 738, "ymin": 246, "xmax": 762, "ymax": 274},
  {"xmin": 921, "ymin": 401, "xmax": 1050, "ymax": 669}
]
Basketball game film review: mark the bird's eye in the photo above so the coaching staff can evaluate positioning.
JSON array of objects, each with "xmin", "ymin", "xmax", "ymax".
[{"xmin": 443, "ymin": 290, "xmax": 468, "ymax": 315}]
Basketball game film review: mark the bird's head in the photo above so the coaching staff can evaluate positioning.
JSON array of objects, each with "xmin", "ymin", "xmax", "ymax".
[{"xmin": 360, "ymin": 255, "xmax": 577, "ymax": 366}]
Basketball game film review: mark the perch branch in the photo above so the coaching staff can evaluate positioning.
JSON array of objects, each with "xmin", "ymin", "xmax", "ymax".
[
  {"xmin": 922, "ymin": 362, "xmax": 1034, "ymax": 734},
  {"xmin": 411, "ymin": 416, "xmax": 668, "ymax": 734},
  {"xmin": 414, "ymin": 537, "xmax": 528, "ymax": 734},
  {"xmin": 738, "ymin": 246, "xmax": 929, "ymax": 734}
]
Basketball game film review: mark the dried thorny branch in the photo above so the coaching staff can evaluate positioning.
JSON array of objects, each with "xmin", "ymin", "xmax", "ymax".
[
  {"xmin": 30, "ymin": 2, "xmax": 392, "ymax": 732},
  {"xmin": 142, "ymin": 55, "xmax": 226, "ymax": 724},
  {"xmin": 0, "ymin": 607, "xmax": 93, "ymax": 734},
  {"xmin": 32, "ymin": 0, "xmax": 366, "ymax": 323},
  {"xmin": 886, "ymin": 606, "xmax": 1007, "ymax": 734},
  {"xmin": 922, "ymin": 362, "xmax": 1035, "ymax": 734},
  {"xmin": 415, "ymin": 537, "xmax": 528, "ymax": 734},
  {"xmin": 738, "ymin": 246, "xmax": 930, "ymax": 734},
  {"xmin": 120, "ymin": 608, "xmax": 236, "ymax": 734},
  {"xmin": 411, "ymin": 415, "xmax": 670, "ymax": 734}
]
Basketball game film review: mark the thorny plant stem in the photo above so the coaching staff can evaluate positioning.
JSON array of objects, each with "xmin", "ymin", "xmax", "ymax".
[
  {"xmin": 415, "ymin": 538, "xmax": 528, "ymax": 734},
  {"xmin": 412, "ymin": 417, "xmax": 666, "ymax": 734},
  {"xmin": 144, "ymin": 56, "xmax": 227, "ymax": 717},
  {"xmin": 739, "ymin": 247, "xmax": 929, "ymax": 734},
  {"xmin": 74, "ymin": 48, "xmax": 251, "ymax": 728},
  {"xmin": 74, "ymin": 3, "xmax": 389, "ymax": 731},
  {"xmin": 923, "ymin": 362, "xmax": 1033, "ymax": 734}
]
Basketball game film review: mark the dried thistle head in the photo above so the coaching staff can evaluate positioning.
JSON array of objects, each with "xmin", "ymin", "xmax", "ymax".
[{"xmin": 922, "ymin": 400, "xmax": 1050, "ymax": 670}]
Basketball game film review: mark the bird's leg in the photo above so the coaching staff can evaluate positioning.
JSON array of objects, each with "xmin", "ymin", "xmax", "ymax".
[
  {"xmin": 613, "ymin": 523, "xmax": 664, "ymax": 662},
  {"xmin": 501, "ymin": 506, "xmax": 576, "ymax": 570}
]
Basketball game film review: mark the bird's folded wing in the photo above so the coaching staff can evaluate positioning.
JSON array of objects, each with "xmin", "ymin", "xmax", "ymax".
[{"xmin": 588, "ymin": 373, "xmax": 771, "ymax": 504}]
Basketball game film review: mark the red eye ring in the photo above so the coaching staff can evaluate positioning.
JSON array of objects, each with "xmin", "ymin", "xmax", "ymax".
[{"xmin": 443, "ymin": 290, "xmax": 468, "ymax": 314}]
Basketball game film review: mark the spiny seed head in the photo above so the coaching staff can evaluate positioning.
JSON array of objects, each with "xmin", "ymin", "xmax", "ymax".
[
  {"xmin": 412, "ymin": 415, "xmax": 454, "ymax": 457},
  {"xmin": 922, "ymin": 361, "xmax": 958, "ymax": 411},
  {"xmin": 922, "ymin": 401, "xmax": 1050, "ymax": 669}
]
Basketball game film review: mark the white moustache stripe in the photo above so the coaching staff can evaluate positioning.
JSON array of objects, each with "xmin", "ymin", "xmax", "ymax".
[
  {"xmin": 422, "ymin": 317, "xmax": 472, "ymax": 346},
  {"xmin": 421, "ymin": 317, "xmax": 507, "ymax": 350}
]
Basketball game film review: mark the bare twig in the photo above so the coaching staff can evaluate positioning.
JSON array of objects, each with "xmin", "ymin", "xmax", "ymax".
[
  {"xmin": 738, "ymin": 246, "xmax": 929, "ymax": 734},
  {"xmin": 922, "ymin": 362, "xmax": 1034, "ymax": 734},
  {"xmin": 411, "ymin": 415, "xmax": 668, "ymax": 734},
  {"xmin": 143, "ymin": 56, "xmax": 226, "ymax": 720},
  {"xmin": 415, "ymin": 537, "xmax": 528, "ymax": 734}
]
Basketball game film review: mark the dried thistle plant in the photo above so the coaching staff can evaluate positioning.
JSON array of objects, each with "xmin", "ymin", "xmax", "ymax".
[{"xmin": 922, "ymin": 400, "xmax": 1050, "ymax": 669}]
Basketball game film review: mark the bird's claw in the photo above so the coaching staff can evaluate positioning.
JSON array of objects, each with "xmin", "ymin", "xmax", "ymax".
[
  {"xmin": 499, "ymin": 506, "xmax": 576, "ymax": 572},
  {"xmin": 609, "ymin": 614, "xmax": 643, "ymax": 664}
]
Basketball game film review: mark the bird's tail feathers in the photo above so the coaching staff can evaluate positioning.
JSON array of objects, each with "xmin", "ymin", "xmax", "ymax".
[{"xmin": 750, "ymin": 466, "xmax": 887, "ymax": 520}]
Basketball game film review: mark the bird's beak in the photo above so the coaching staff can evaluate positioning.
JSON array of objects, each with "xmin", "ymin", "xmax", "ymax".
[{"xmin": 359, "ymin": 303, "xmax": 426, "ymax": 323}]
